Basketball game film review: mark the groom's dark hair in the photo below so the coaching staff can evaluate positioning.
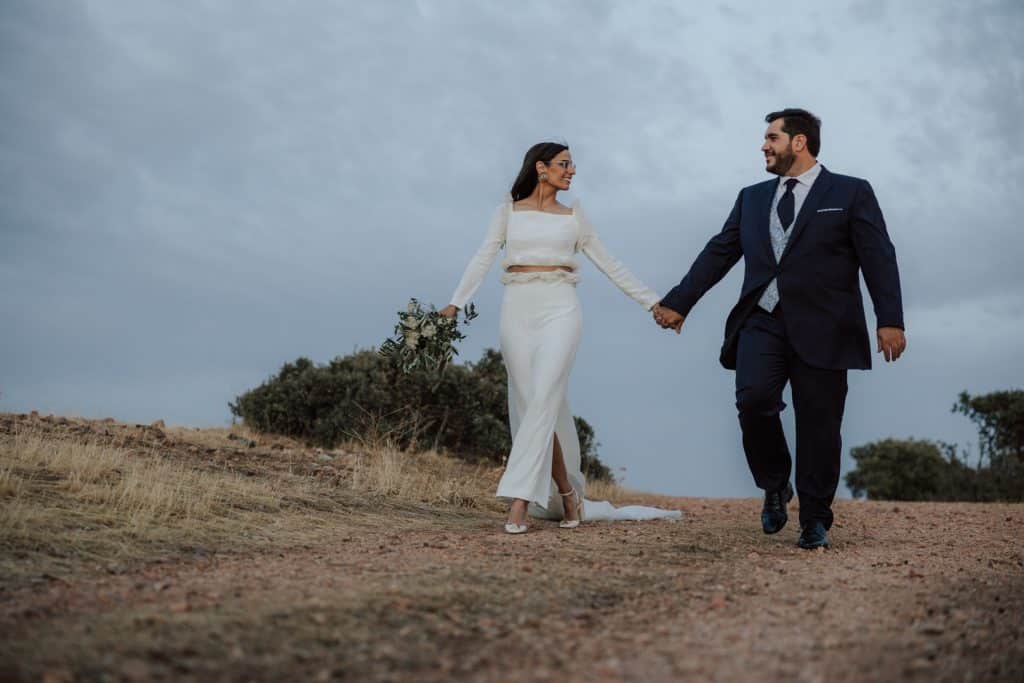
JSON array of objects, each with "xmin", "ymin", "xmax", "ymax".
[{"xmin": 765, "ymin": 108, "xmax": 821, "ymax": 157}]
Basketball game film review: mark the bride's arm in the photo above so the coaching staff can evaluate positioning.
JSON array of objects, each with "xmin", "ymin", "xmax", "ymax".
[
  {"xmin": 446, "ymin": 201, "xmax": 509, "ymax": 313},
  {"xmin": 575, "ymin": 203, "xmax": 661, "ymax": 310}
]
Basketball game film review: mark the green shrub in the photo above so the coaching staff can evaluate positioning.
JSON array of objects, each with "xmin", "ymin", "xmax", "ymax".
[
  {"xmin": 845, "ymin": 439, "xmax": 967, "ymax": 501},
  {"xmin": 846, "ymin": 389, "xmax": 1024, "ymax": 502},
  {"xmin": 230, "ymin": 348, "xmax": 614, "ymax": 481}
]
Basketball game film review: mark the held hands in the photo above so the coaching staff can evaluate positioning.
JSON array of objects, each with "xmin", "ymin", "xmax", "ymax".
[
  {"xmin": 650, "ymin": 304, "xmax": 906, "ymax": 358},
  {"xmin": 440, "ymin": 305, "xmax": 458, "ymax": 319},
  {"xmin": 877, "ymin": 327, "xmax": 906, "ymax": 362},
  {"xmin": 652, "ymin": 303, "xmax": 685, "ymax": 334}
]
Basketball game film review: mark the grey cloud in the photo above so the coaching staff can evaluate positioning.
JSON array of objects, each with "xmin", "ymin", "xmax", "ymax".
[{"xmin": 2, "ymin": 0, "xmax": 1022, "ymax": 497}]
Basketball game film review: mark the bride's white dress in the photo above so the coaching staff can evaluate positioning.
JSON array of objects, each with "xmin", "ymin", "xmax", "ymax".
[{"xmin": 449, "ymin": 198, "xmax": 681, "ymax": 523}]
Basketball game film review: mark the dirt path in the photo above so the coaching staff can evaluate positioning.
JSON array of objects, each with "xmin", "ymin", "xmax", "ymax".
[{"xmin": 3, "ymin": 494, "xmax": 1022, "ymax": 682}]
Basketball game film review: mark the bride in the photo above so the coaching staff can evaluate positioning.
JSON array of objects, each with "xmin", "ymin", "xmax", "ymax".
[{"xmin": 441, "ymin": 141, "xmax": 681, "ymax": 533}]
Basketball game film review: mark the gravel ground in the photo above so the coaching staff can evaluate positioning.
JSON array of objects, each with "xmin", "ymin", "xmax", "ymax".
[{"xmin": 1, "ymin": 415, "xmax": 1022, "ymax": 682}]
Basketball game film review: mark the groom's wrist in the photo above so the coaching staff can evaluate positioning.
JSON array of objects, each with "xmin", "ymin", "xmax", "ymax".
[
  {"xmin": 875, "ymin": 315, "xmax": 904, "ymax": 330},
  {"xmin": 658, "ymin": 295, "xmax": 690, "ymax": 316}
]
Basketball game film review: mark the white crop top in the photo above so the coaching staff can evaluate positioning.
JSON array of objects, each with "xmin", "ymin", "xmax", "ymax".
[{"xmin": 449, "ymin": 198, "xmax": 661, "ymax": 310}]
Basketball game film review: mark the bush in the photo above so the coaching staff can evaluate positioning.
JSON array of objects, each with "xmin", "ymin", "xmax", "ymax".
[
  {"xmin": 845, "ymin": 439, "xmax": 970, "ymax": 501},
  {"xmin": 845, "ymin": 389, "xmax": 1024, "ymax": 502},
  {"xmin": 230, "ymin": 348, "xmax": 614, "ymax": 481}
]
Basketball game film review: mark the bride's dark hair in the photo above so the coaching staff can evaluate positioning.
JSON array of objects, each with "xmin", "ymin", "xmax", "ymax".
[{"xmin": 510, "ymin": 142, "xmax": 569, "ymax": 201}]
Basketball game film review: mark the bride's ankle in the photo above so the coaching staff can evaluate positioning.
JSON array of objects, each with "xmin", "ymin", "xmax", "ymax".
[
  {"xmin": 559, "ymin": 488, "xmax": 579, "ymax": 518},
  {"xmin": 507, "ymin": 499, "xmax": 528, "ymax": 523}
]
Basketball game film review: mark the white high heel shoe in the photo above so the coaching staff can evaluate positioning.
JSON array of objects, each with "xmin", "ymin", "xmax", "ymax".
[
  {"xmin": 558, "ymin": 488, "xmax": 583, "ymax": 529},
  {"xmin": 503, "ymin": 520, "xmax": 528, "ymax": 534},
  {"xmin": 504, "ymin": 502, "xmax": 529, "ymax": 534}
]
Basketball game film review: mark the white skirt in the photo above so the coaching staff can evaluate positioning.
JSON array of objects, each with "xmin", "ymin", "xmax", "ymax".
[{"xmin": 495, "ymin": 272, "xmax": 681, "ymax": 523}]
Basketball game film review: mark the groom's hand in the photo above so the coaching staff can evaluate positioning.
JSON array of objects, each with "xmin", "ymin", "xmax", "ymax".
[
  {"xmin": 877, "ymin": 327, "xmax": 906, "ymax": 362},
  {"xmin": 652, "ymin": 304, "xmax": 685, "ymax": 334}
]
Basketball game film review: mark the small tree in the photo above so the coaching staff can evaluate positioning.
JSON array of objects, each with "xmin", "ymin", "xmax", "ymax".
[
  {"xmin": 953, "ymin": 390, "xmax": 1024, "ymax": 465},
  {"xmin": 953, "ymin": 390, "xmax": 1024, "ymax": 501}
]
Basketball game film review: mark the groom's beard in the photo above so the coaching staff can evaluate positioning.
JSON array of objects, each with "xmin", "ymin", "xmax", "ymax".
[{"xmin": 766, "ymin": 145, "xmax": 796, "ymax": 176}]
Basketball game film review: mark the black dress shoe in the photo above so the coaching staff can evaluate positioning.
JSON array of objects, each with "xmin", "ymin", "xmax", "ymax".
[
  {"xmin": 797, "ymin": 521, "xmax": 830, "ymax": 549},
  {"xmin": 760, "ymin": 482, "xmax": 794, "ymax": 534}
]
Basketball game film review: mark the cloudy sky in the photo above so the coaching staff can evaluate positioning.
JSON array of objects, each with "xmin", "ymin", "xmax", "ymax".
[{"xmin": 2, "ymin": 1, "xmax": 1022, "ymax": 497}]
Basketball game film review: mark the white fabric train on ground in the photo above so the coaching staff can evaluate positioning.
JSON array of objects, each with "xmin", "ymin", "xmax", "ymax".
[{"xmin": 581, "ymin": 500, "xmax": 682, "ymax": 522}]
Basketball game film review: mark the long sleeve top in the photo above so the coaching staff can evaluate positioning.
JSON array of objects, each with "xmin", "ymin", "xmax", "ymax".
[{"xmin": 448, "ymin": 198, "xmax": 660, "ymax": 310}]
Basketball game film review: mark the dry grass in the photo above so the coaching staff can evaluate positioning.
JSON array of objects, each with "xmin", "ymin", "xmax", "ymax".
[
  {"xmin": 0, "ymin": 414, "xmax": 647, "ymax": 587},
  {"xmin": 164, "ymin": 423, "xmax": 272, "ymax": 452},
  {"xmin": 344, "ymin": 440, "xmax": 633, "ymax": 511},
  {"xmin": 0, "ymin": 425, "xmax": 345, "ymax": 582},
  {"xmin": 584, "ymin": 477, "xmax": 636, "ymax": 503},
  {"xmin": 349, "ymin": 445, "xmax": 503, "ymax": 510}
]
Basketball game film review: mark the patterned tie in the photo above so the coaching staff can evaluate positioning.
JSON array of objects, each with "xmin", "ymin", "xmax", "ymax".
[{"xmin": 777, "ymin": 178, "xmax": 799, "ymax": 230}]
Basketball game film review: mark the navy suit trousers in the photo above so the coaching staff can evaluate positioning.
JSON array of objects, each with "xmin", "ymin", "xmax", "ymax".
[{"xmin": 735, "ymin": 306, "xmax": 848, "ymax": 529}]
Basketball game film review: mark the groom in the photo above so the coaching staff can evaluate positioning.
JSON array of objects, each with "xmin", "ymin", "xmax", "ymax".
[{"xmin": 653, "ymin": 108, "xmax": 906, "ymax": 549}]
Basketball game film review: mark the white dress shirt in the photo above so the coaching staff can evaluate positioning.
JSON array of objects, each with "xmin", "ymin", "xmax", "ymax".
[{"xmin": 758, "ymin": 162, "xmax": 823, "ymax": 312}]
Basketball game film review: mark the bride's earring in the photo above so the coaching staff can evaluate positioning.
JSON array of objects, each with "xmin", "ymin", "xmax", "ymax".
[{"xmin": 536, "ymin": 167, "xmax": 549, "ymax": 210}]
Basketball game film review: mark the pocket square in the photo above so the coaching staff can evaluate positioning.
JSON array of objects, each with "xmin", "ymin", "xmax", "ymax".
[{"xmin": 817, "ymin": 207, "xmax": 844, "ymax": 213}]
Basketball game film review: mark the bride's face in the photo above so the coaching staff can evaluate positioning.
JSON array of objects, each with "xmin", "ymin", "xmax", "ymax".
[{"xmin": 537, "ymin": 150, "xmax": 576, "ymax": 191}]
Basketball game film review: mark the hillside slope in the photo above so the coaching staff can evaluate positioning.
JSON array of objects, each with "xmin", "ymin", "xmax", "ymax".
[{"xmin": 1, "ymin": 413, "xmax": 1021, "ymax": 682}]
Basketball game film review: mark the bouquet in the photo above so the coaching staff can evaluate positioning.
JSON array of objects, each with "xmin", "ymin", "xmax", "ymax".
[{"xmin": 379, "ymin": 298, "xmax": 478, "ymax": 374}]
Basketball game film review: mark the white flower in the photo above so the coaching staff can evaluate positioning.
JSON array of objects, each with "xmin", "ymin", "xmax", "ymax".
[
  {"xmin": 405, "ymin": 332, "xmax": 420, "ymax": 349},
  {"xmin": 402, "ymin": 314, "xmax": 421, "ymax": 329},
  {"xmin": 407, "ymin": 301, "xmax": 418, "ymax": 314},
  {"xmin": 421, "ymin": 323, "xmax": 437, "ymax": 338}
]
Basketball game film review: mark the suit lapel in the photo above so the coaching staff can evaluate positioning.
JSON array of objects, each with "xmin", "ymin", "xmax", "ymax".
[{"xmin": 780, "ymin": 166, "xmax": 833, "ymax": 262}]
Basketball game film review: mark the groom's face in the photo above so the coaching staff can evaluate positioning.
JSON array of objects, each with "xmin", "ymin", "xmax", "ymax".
[{"xmin": 762, "ymin": 118, "xmax": 796, "ymax": 176}]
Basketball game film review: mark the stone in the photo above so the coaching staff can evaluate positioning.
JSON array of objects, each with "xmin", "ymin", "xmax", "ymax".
[
  {"xmin": 41, "ymin": 669, "xmax": 74, "ymax": 683},
  {"xmin": 914, "ymin": 621, "xmax": 945, "ymax": 636},
  {"xmin": 120, "ymin": 659, "xmax": 151, "ymax": 681}
]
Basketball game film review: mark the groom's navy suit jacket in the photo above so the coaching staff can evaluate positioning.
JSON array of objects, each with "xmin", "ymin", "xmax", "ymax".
[{"xmin": 661, "ymin": 166, "xmax": 904, "ymax": 371}]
